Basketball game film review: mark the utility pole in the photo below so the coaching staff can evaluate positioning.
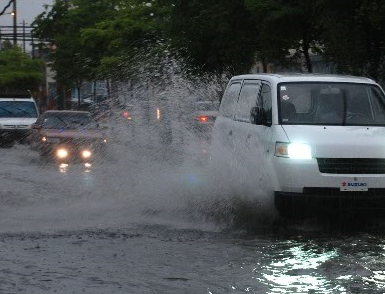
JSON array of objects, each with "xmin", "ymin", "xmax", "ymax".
[
  {"xmin": 31, "ymin": 34, "xmax": 35, "ymax": 59},
  {"xmin": 22, "ymin": 19, "xmax": 25, "ymax": 52},
  {"xmin": 12, "ymin": 0, "xmax": 17, "ymax": 46}
]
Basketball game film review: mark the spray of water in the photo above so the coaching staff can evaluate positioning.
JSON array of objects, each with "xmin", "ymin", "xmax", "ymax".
[{"xmin": 0, "ymin": 43, "xmax": 279, "ymax": 234}]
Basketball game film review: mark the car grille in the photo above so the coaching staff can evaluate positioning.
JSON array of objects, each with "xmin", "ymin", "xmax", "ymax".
[
  {"xmin": 60, "ymin": 138, "xmax": 100, "ymax": 145},
  {"xmin": 317, "ymin": 158, "xmax": 385, "ymax": 174},
  {"xmin": 3, "ymin": 125, "xmax": 29, "ymax": 129}
]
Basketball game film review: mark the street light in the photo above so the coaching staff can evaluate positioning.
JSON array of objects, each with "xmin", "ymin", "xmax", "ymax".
[{"xmin": 12, "ymin": 0, "xmax": 17, "ymax": 45}]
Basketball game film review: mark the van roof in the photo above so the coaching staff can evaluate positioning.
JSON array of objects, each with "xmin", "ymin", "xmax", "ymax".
[
  {"xmin": 0, "ymin": 97, "xmax": 34, "ymax": 102},
  {"xmin": 231, "ymin": 73, "xmax": 377, "ymax": 85}
]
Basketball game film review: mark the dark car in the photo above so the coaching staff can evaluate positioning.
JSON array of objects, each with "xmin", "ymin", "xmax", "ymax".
[
  {"xmin": 30, "ymin": 110, "xmax": 108, "ymax": 161},
  {"xmin": 191, "ymin": 101, "xmax": 220, "ymax": 137}
]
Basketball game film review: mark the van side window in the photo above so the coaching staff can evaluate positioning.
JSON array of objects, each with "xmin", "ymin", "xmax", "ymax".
[
  {"xmin": 219, "ymin": 82, "xmax": 242, "ymax": 118},
  {"xmin": 260, "ymin": 83, "xmax": 272, "ymax": 124},
  {"xmin": 235, "ymin": 81, "xmax": 261, "ymax": 122}
]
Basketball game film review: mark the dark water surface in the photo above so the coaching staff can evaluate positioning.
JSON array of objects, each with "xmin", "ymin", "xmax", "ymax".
[{"xmin": 1, "ymin": 145, "xmax": 385, "ymax": 293}]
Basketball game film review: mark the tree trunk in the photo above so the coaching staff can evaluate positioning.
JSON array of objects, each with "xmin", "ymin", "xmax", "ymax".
[
  {"xmin": 303, "ymin": 45, "xmax": 313, "ymax": 73},
  {"xmin": 77, "ymin": 81, "xmax": 81, "ymax": 108},
  {"xmin": 262, "ymin": 57, "xmax": 268, "ymax": 73}
]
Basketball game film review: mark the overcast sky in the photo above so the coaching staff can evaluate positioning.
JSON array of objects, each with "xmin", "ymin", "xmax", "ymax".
[
  {"xmin": 0, "ymin": 0, "xmax": 53, "ymax": 48},
  {"xmin": 0, "ymin": 0, "xmax": 53, "ymax": 26}
]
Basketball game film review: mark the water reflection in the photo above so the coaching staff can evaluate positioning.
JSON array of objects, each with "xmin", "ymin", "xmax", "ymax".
[
  {"xmin": 257, "ymin": 242, "xmax": 343, "ymax": 293},
  {"xmin": 84, "ymin": 162, "xmax": 92, "ymax": 173},
  {"xmin": 57, "ymin": 162, "xmax": 93, "ymax": 174},
  {"xmin": 59, "ymin": 163, "xmax": 69, "ymax": 173}
]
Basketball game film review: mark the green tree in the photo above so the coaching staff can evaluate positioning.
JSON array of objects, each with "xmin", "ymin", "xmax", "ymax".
[
  {"xmin": 33, "ymin": 1, "xmax": 120, "ymax": 84},
  {"xmin": 169, "ymin": 0, "xmax": 259, "ymax": 76},
  {"xmin": 0, "ymin": 45, "xmax": 44, "ymax": 90},
  {"xmin": 321, "ymin": 0, "xmax": 385, "ymax": 81},
  {"xmin": 33, "ymin": 0, "xmax": 171, "ymax": 82},
  {"xmin": 245, "ymin": 0, "xmax": 325, "ymax": 73},
  {"xmin": 82, "ymin": 1, "xmax": 169, "ymax": 76}
]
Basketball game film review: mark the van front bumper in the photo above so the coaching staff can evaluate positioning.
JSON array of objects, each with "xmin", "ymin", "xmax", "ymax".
[
  {"xmin": 272, "ymin": 156, "xmax": 385, "ymax": 193},
  {"xmin": 0, "ymin": 129, "xmax": 31, "ymax": 141},
  {"xmin": 273, "ymin": 157, "xmax": 385, "ymax": 216}
]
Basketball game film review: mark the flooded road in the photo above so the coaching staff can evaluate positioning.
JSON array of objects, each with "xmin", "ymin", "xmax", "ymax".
[{"xmin": 1, "ymin": 144, "xmax": 385, "ymax": 293}]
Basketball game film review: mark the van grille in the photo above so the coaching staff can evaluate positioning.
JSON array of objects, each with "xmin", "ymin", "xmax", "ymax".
[{"xmin": 317, "ymin": 158, "xmax": 385, "ymax": 174}]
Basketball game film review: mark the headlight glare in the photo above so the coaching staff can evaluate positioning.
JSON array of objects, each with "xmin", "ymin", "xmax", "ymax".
[
  {"xmin": 57, "ymin": 148, "xmax": 68, "ymax": 159},
  {"xmin": 82, "ymin": 150, "xmax": 92, "ymax": 158},
  {"xmin": 275, "ymin": 142, "xmax": 312, "ymax": 159}
]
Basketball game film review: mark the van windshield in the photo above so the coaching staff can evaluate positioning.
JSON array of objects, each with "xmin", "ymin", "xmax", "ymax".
[
  {"xmin": 278, "ymin": 82, "xmax": 385, "ymax": 126},
  {"xmin": 0, "ymin": 101, "xmax": 38, "ymax": 118}
]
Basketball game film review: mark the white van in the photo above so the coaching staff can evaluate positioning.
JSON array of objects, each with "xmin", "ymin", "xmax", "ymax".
[
  {"xmin": 211, "ymin": 74, "xmax": 385, "ymax": 216},
  {"xmin": 0, "ymin": 94, "xmax": 39, "ymax": 147}
]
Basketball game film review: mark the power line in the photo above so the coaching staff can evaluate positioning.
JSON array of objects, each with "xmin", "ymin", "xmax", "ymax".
[{"xmin": 0, "ymin": 0, "xmax": 14, "ymax": 17}]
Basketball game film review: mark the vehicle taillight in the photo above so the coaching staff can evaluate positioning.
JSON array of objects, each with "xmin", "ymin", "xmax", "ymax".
[
  {"xmin": 123, "ymin": 111, "xmax": 132, "ymax": 120},
  {"xmin": 197, "ymin": 116, "xmax": 209, "ymax": 122}
]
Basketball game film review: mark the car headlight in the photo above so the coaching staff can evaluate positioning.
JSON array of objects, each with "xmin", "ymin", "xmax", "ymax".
[
  {"xmin": 57, "ymin": 148, "xmax": 68, "ymax": 159},
  {"xmin": 275, "ymin": 142, "xmax": 312, "ymax": 159},
  {"xmin": 82, "ymin": 150, "xmax": 92, "ymax": 158}
]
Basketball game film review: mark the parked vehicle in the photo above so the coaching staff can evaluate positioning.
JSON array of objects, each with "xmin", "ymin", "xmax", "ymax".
[
  {"xmin": 211, "ymin": 73, "xmax": 385, "ymax": 217},
  {"xmin": 30, "ymin": 110, "xmax": 107, "ymax": 161},
  {"xmin": 0, "ymin": 93, "xmax": 39, "ymax": 147},
  {"xmin": 192, "ymin": 101, "xmax": 219, "ymax": 137}
]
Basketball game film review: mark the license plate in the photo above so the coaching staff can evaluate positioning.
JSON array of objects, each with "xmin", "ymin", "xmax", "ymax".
[{"xmin": 340, "ymin": 180, "xmax": 368, "ymax": 191}]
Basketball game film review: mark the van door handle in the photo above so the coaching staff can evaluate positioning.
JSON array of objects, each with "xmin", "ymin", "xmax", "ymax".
[
  {"xmin": 228, "ymin": 130, "xmax": 233, "ymax": 136},
  {"xmin": 247, "ymin": 134, "xmax": 252, "ymax": 139}
]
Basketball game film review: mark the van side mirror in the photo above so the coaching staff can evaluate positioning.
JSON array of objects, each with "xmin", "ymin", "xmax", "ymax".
[{"xmin": 250, "ymin": 107, "xmax": 270, "ymax": 126}]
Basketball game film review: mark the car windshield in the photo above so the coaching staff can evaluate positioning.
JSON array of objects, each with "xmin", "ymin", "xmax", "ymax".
[
  {"xmin": 278, "ymin": 82, "xmax": 385, "ymax": 126},
  {"xmin": 0, "ymin": 101, "xmax": 37, "ymax": 118},
  {"xmin": 43, "ymin": 113, "xmax": 99, "ymax": 130}
]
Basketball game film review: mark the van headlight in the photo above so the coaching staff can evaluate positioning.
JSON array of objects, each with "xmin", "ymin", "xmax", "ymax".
[{"xmin": 275, "ymin": 142, "xmax": 312, "ymax": 159}]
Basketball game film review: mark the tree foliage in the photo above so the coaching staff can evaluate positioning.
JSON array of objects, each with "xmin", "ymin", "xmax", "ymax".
[
  {"xmin": 0, "ymin": 44, "xmax": 44, "ymax": 90},
  {"xmin": 321, "ymin": 0, "xmax": 385, "ymax": 80},
  {"xmin": 32, "ymin": 0, "xmax": 385, "ymax": 84},
  {"xmin": 169, "ymin": 0, "xmax": 259, "ymax": 76},
  {"xmin": 33, "ymin": 0, "xmax": 121, "ymax": 85},
  {"xmin": 245, "ymin": 0, "xmax": 325, "ymax": 73}
]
